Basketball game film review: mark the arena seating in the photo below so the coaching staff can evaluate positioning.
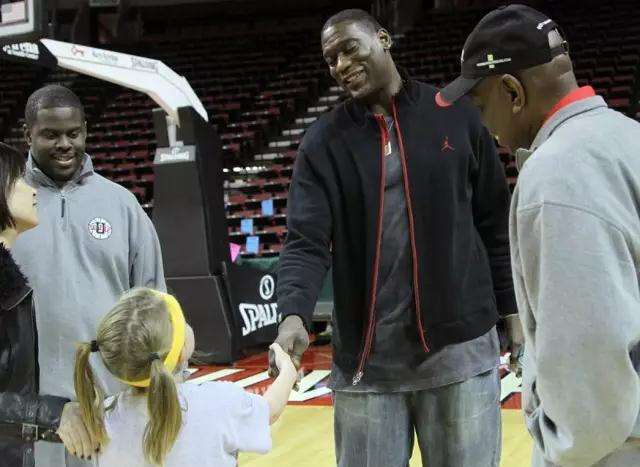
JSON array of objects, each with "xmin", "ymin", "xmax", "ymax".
[
  {"xmin": 1, "ymin": 0, "xmax": 639, "ymax": 258},
  {"xmin": 0, "ymin": 62, "xmax": 40, "ymax": 142}
]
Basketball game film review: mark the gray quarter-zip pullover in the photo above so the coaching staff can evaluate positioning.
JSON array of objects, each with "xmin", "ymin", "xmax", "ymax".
[{"xmin": 511, "ymin": 95, "xmax": 640, "ymax": 467}]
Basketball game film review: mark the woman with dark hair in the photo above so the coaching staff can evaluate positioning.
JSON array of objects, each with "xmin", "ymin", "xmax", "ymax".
[{"xmin": 0, "ymin": 142, "xmax": 94, "ymax": 466}]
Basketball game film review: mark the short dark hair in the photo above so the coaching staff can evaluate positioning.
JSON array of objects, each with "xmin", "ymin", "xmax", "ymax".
[
  {"xmin": 322, "ymin": 9, "xmax": 383, "ymax": 35},
  {"xmin": 25, "ymin": 84, "xmax": 85, "ymax": 128},
  {"xmin": 0, "ymin": 143, "xmax": 26, "ymax": 232}
]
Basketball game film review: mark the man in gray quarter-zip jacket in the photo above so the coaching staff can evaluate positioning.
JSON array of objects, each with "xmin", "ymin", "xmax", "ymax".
[
  {"xmin": 439, "ymin": 5, "xmax": 640, "ymax": 467},
  {"xmin": 11, "ymin": 85, "xmax": 166, "ymax": 467}
]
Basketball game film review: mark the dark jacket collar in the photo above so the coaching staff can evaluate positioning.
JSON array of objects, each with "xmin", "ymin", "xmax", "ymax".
[
  {"xmin": 0, "ymin": 243, "xmax": 32, "ymax": 312},
  {"xmin": 343, "ymin": 69, "xmax": 419, "ymax": 127}
]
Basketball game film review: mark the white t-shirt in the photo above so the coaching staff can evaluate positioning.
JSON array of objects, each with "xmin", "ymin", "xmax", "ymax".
[{"xmin": 95, "ymin": 382, "xmax": 271, "ymax": 467}]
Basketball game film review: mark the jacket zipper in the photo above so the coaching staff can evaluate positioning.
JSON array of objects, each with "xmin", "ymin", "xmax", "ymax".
[
  {"xmin": 61, "ymin": 197, "xmax": 66, "ymax": 218},
  {"xmin": 31, "ymin": 295, "xmax": 40, "ymax": 391},
  {"xmin": 8, "ymin": 289, "xmax": 40, "ymax": 396},
  {"xmin": 391, "ymin": 99, "xmax": 430, "ymax": 353},
  {"xmin": 352, "ymin": 115, "xmax": 388, "ymax": 386}
]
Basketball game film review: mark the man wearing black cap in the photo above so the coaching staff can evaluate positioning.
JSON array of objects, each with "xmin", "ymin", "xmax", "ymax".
[
  {"xmin": 271, "ymin": 8, "xmax": 518, "ymax": 467},
  {"xmin": 439, "ymin": 4, "xmax": 640, "ymax": 467}
]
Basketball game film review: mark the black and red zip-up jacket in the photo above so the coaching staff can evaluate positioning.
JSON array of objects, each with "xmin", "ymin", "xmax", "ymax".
[{"xmin": 277, "ymin": 78, "xmax": 515, "ymax": 384}]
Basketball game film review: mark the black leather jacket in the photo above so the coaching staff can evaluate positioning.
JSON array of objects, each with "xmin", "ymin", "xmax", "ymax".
[{"xmin": 0, "ymin": 244, "xmax": 68, "ymax": 467}]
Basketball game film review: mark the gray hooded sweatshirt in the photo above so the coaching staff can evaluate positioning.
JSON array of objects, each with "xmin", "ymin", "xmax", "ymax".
[
  {"xmin": 511, "ymin": 95, "xmax": 640, "ymax": 467},
  {"xmin": 12, "ymin": 154, "xmax": 166, "ymax": 467}
]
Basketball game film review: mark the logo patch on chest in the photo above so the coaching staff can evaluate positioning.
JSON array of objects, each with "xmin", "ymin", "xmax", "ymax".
[
  {"xmin": 88, "ymin": 218, "xmax": 113, "ymax": 240},
  {"xmin": 441, "ymin": 136, "xmax": 455, "ymax": 152}
]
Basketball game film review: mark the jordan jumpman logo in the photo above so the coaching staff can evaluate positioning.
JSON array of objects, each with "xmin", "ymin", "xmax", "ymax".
[{"xmin": 442, "ymin": 136, "xmax": 455, "ymax": 152}]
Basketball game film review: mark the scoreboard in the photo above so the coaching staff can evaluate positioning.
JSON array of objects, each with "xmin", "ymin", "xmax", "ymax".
[{"xmin": 0, "ymin": 0, "xmax": 44, "ymax": 43}]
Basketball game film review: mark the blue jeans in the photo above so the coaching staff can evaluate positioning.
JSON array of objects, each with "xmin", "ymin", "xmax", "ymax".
[{"xmin": 334, "ymin": 367, "xmax": 501, "ymax": 467}]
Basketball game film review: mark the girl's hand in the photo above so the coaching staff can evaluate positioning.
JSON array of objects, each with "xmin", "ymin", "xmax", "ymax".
[{"xmin": 269, "ymin": 343, "xmax": 297, "ymax": 376}]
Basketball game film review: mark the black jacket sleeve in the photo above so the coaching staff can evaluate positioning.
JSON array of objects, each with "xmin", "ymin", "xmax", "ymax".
[
  {"xmin": 0, "ymin": 391, "xmax": 68, "ymax": 438},
  {"xmin": 471, "ymin": 125, "xmax": 517, "ymax": 317},
  {"xmin": 277, "ymin": 149, "xmax": 332, "ymax": 330}
]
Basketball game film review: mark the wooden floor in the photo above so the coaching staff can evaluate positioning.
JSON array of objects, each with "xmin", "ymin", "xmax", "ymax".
[
  {"xmin": 240, "ymin": 408, "xmax": 533, "ymax": 467},
  {"xmin": 188, "ymin": 344, "xmax": 532, "ymax": 466}
]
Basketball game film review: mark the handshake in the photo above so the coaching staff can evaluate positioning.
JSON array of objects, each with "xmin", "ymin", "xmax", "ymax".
[{"xmin": 268, "ymin": 315, "xmax": 310, "ymax": 379}]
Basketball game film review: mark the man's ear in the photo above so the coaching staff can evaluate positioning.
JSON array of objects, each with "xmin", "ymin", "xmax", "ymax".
[
  {"xmin": 23, "ymin": 124, "xmax": 32, "ymax": 146},
  {"xmin": 501, "ymin": 74, "xmax": 526, "ymax": 114},
  {"xmin": 378, "ymin": 28, "xmax": 392, "ymax": 51}
]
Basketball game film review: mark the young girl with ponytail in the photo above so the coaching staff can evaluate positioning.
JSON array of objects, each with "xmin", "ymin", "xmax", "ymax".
[{"xmin": 73, "ymin": 287, "xmax": 297, "ymax": 466}]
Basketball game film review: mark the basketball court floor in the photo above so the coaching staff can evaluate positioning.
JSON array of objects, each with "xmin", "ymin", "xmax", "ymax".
[{"xmin": 187, "ymin": 345, "xmax": 533, "ymax": 467}]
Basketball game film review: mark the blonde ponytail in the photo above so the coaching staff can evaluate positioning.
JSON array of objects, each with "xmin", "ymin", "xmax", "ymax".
[
  {"xmin": 73, "ymin": 342, "xmax": 108, "ymax": 445},
  {"xmin": 143, "ymin": 357, "xmax": 182, "ymax": 465},
  {"xmin": 82, "ymin": 288, "xmax": 187, "ymax": 465}
]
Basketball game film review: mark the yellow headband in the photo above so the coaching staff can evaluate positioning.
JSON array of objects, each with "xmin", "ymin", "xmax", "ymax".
[{"xmin": 117, "ymin": 291, "xmax": 186, "ymax": 388}]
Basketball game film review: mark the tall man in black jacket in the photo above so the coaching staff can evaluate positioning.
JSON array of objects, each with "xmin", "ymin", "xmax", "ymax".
[{"xmin": 271, "ymin": 9, "xmax": 519, "ymax": 467}]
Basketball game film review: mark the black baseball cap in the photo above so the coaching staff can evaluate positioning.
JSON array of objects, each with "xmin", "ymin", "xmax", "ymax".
[{"xmin": 436, "ymin": 4, "xmax": 568, "ymax": 107}]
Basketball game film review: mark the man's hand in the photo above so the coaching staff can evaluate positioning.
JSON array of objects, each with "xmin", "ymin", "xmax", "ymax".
[
  {"xmin": 268, "ymin": 315, "xmax": 310, "ymax": 378},
  {"xmin": 57, "ymin": 402, "xmax": 99, "ymax": 460},
  {"xmin": 503, "ymin": 314, "xmax": 525, "ymax": 376}
]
